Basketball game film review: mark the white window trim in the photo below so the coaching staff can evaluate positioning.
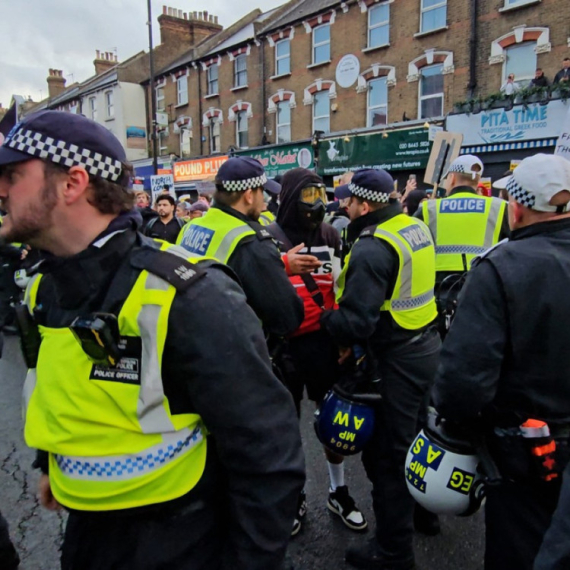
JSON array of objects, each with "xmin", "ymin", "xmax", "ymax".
[
  {"xmin": 420, "ymin": 0, "xmax": 447, "ymax": 35},
  {"xmin": 275, "ymin": 39, "xmax": 291, "ymax": 77},
  {"xmin": 367, "ymin": 77, "xmax": 388, "ymax": 127},
  {"xmin": 312, "ymin": 91, "xmax": 330, "ymax": 133},
  {"xmin": 268, "ymin": 90, "xmax": 297, "ymax": 114},
  {"xmin": 177, "ymin": 76, "xmax": 188, "ymax": 106},
  {"xmin": 407, "ymin": 49, "xmax": 454, "ymax": 82},
  {"xmin": 368, "ymin": 3, "xmax": 390, "ymax": 49},
  {"xmin": 234, "ymin": 54, "xmax": 248, "ymax": 88},
  {"xmin": 89, "ymin": 97, "xmax": 97, "ymax": 121},
  {"xmin": 207, "ymin": 64, "xmax": 219, "ymax": 96},
  {"xmin": 303, "ymin": 80, "xmax": 337, "ymax": 106},
  {"xmin": 105, "ymin": 90, "xmax": 114, "ymax": 119},
  {"xmin": 489, "ymin": 26, "xmax": 550, "ymax": 64},
  {"xmin": 276, "ymin": 100, "xmax": 292, "ymax": 143},
  {"xmin": 499, "ymin": 0, "xmax": 541, "ymax": 12},
  {"xmin": 209, "ymin": 121, "xmax": 221, "ymax": 154},
  {"xmin": 312, "ymin": 24, "xmax": 331, "ymax": 65},
  {"xmin": 357, "ymin": 65, "xmax": 397, "ymax": 93},
  {"xmin": 502, "ymin": 42, "xmax": 538, "ymax": 83},
  {"xmin": 236, "ymin": 110, "xmax": 249, "ymax": 148},
  {"xmin": 418, "ymin": 64, "xmax": 444, "ymax": 119},
  {"xmin": 156, "ymin": 86, "xmax": 165, "ymax": 112},
  {"xmin": 179, "ymin": 127, "xmax": 192, "ymax": 157},
  {"xmin": 202, "ymin": 108, "xmax": 223, "ymax": 128}
]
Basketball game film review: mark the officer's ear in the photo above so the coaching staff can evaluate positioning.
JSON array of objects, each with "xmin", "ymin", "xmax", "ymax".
[
  {"xmin": 242, "ymin": 188, "xmax": 255, "ymax": 206},
  {"xmin": 63, "ymin": 166, "xmax": 90, "ymax": 206}
]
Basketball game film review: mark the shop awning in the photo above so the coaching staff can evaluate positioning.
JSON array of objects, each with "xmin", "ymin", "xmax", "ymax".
[{"xmin": 461, "ymin": 138, "xmax": 558, "ymax": 155}]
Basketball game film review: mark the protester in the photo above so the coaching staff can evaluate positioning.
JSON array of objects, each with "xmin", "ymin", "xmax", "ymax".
[
  {"xmin": 403, "ymin": 189, "xmax": 428, "ymax": 216},
  {"xmin": 144, "ymin": 194, "xmax": 184, "ymax": 244},
  {"xmin": 553, "ymin": 58, "xmax": 570, "ymax": 84},
  {"xmin": 134, "ymin": 190, "xmax": 158, "ymax": 231},
  {"xmin": 530, "ymin": 68, "xmax": 549, "ymax": 87},
  {"xmin": 500, "ymin": 74, "xmax": 520, "ymax": 95}
]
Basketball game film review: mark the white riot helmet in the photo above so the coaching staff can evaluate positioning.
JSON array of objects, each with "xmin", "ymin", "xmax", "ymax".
[
  {"xmin": 405, "ymin": 411, "xmax": 486, "ymax": 516},
  {"xmin": 14, "ymin": 269, "xmax": 31, "ymax": 289}
]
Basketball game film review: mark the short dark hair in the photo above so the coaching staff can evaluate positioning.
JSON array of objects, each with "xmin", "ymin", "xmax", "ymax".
[
  {"xmin": 156, "ymin": 194, "xmax": 176, "ymax": 207},
  {"xmin": 564, "ymin": 58, "xmax": 570, "ymax": 62},
  {"xmin": 351, "ymin": 195, "xmax": 389, "ymax": 211},
  {"xmin": 44, "ymin": 160, "xmax": 134, "ymax": 215}
]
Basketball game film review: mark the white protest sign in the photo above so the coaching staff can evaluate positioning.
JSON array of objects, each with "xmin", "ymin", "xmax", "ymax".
[
  {"xmin": 150, "ymin": 174, "xmax": 175, "ymax": 203},
  {"xmin": 555, "ymin": 106, "xmax": 570, "ymax": 162}
]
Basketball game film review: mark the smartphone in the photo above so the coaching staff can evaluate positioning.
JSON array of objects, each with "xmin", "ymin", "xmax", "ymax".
[{"xmin": 409, "ymin": 174, "xmax": 417, "ymax": 182}]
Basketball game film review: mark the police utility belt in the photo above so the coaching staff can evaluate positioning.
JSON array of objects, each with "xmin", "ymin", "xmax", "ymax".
[{"xmin": 489, "ymin": 420, "xmax": 570, "ymax": 484}]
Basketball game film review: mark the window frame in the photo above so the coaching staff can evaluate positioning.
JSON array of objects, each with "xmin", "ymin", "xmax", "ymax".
[
  {"xmin": 418, "ymin": 63, "xmax": 444, "ymax": 119},
  {"xmin": 177, "ymin": 76, "xmax": 188, "ymax": 106},
  {"xmin": 420, "ymin": 0, "xmax": 447, "ymax": 34},
  {"xmin": 105, "ymin": 90, "xmax": 114, "ymax": 118},
  {"xmin": 236, "ymin": 110, "xmax": 249, "ymax": 149},
  {"xmin": 276, "ymin": 100, "xmax": 291, "ymax": 144},
  {"xmin": 312, "ymin": 24, "xmax": 331, "ymax": 65},
  {"xmin": 158, "ymin": 129, "xmax": 169, "ymax": 155},
  {"xmin": 156, "ymin": 86, "xmax": 165, "ymax": 112},
  {"xmin": 367, "ymin": 77, "xmax": 388, "ymax": 127},
  {"xmin": 207, "ymin": 64, "xmax": 219, "ymax": 96},
  {"xmin": 275, "ymin": 39, "xmax": 291, "ymax": 76},
  {"xmin": 234, "ymin": 55, "xmax": 248, "ymax": 88},
  {"xmin": 502, "ymin": 41, "xmax": 537, "ymax": 84},
  {"xmin": 312, "ymin": 90, "xmax": 330, "ymax": 134},
  {"xmin": 368, "ymin": 3, "xmax": 390, "ymax": 49},
  {"xmin": 180, "ymin": 127, "xmax": 191, "ymax": 158},
  {"xmin": 209, "ymin": 121, "xmax": 221, "ymax": 154},
  {"xmin": 89, "ymin": 97, "xmax": 97, "ymax": 121}
]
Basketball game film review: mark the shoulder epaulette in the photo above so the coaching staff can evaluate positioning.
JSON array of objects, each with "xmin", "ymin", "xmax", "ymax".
[
  {"xmin": 471, "ymin": 238, "xmax": 509, "ymax": 266},
  {"xmin": 130, "ymin": 245, "xmax": 206, "ymax": 292}
]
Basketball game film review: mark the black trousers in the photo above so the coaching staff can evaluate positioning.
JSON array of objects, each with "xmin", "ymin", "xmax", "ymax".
[
  {"xmin": 485, "ymin": 479, "xmax": 561, "ymax": 570},
  {"xmin": 361, "ymin": 327, "xmax": 441, "ymax": 562},
  {"xmin": 0, "ymin": 511, "xmax": 19, "ymax": 570},
  {"xmin": 534, "ymin": 463, "xmax": 570, "ymax": 570}
]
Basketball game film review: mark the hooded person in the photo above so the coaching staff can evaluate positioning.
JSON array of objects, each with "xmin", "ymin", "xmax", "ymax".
[{"xmin": 268, "ymin": 167, "xmax": 367, "ymax": 537}]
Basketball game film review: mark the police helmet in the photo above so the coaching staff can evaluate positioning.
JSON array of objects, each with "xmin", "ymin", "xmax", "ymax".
[
  {"xmin": 14, "ymin": 269, "xmax": 30, "ymax": 289},
  {"xmin": 314, "ymin": 385, "xmax": 376, "ymax": 456},
  {"xmin": 405, "ymin": 412, "xmax": 485, "ymax": 516}
]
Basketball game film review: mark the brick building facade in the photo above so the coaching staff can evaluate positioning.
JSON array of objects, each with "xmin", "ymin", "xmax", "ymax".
[{"xmin": 149, "ymin": 0, "xmax": 568, "ymax": 174}]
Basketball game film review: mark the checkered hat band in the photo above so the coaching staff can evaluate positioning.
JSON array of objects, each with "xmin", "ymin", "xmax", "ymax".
[
  {"xmin": 5, "ymin": 128, "xmax": 123, "ymax": 182},
  {"xmin": 221, "ymin": 174, "xmax": 267, "ymax": 192},
  {"xmin": 349, "ymin": 183, "xmax": 390, "ymax": 203},
  {"xmin": 448, "ymin": 163, "xmax": 477, "ymax": 179},
  {"xmin": 506, "ymin": 177, "xmax": 535, "ymax": 208}
]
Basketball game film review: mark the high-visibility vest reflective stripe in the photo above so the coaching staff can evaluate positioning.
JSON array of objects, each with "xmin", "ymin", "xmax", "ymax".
[
  {"xmin": 23, "ymin": 243, "xmax": 208, "ymax": 511},
  {"xmin": 259, "ymin": 211, "xmax": 275, "ymax": 226},
  {"xmin": 336, "ymin": 214, "xmax": 437, "ymax": 330},
  {"xmin": 177, "ymin": 208, "xmax": 255, "ymax": 263},
  {"xmin": 423, "ymin": 193, "xmax": 505, "ymax": 272}
]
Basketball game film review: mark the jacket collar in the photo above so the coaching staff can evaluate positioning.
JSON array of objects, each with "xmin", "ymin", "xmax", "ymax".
[
  {"xmin": 511, "ymin": 216, "xmax": 570, "ymax": 241},
  {"xmin": 449, "ymin": 186, "xmax": 478, "ymax": 197},
  {"xmin": 346, "ymin": 201, "xmax": 403, "ymax": 244}
]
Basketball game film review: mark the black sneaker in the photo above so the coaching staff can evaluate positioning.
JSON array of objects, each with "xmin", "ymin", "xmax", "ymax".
[
  {"xmin": 327, "ymin": 485, "xmax": 367, "ymax": 531},
  {"xmin": 413, "ymin": 505, "xmax": 440, "ymax": 536},
  {"xmin": 291, "ymin": 490, "xmax": 307, "ymax": 537},
  {"xmin": 345, "ymin": 539, "xmax": 415, "ymax": 569}
]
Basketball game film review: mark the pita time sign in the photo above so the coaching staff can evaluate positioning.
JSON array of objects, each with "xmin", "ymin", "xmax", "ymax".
[{"xmin": 173, "ymin": 156, "xmax": 228, "ymax": 182}]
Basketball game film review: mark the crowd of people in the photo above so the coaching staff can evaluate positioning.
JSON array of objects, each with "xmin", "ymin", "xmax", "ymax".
[{"xmin": 0, "ymin": 109, "xmax": 570, "ymax": 570}]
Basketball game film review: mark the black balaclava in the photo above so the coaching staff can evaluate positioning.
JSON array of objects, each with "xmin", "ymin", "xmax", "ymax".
[{"xmin": 276, "ymin": 168, "xmax": 326, "ymax": 247}]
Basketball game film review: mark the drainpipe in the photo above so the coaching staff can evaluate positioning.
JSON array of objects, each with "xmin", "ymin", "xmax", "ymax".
[
  {"xmin": 198, "ymin": 64, "xmax": 203, "ymax": 156},
  {"xmin": 260, "ymin": 35, "xmax": 267, "ymax": 146},
  {"xmin": 467, "ymin": 0, "xmax": 479, "ymax": 99}
]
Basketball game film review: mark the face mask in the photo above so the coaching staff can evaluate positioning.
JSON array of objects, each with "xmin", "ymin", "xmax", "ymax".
[{"xmin": 297, "ymin": 199, "xmax": 326, "ymax": 230}]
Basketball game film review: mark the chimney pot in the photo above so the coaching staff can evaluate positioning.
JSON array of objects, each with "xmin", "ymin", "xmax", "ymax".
[
  {"xmin": 183, "ymin": 12, "xmax": 187, "ymax": 19},
  {"xmin": 178, "ymin": 9, "xmax": 182, "ymax": 18},
  {"xmin": 198, "ymin": 11, "xmax": 203, "ymax": 20},
  {"xmin": 162, "ymin": 5, "xmax": 167, "ymax": 14},
  {"xmin": 214, "ymin": 15, "xmax": 218, "ymax": 24},
  {"xmin": 192, "ymin": 11, "xmax": 197, "ymax": 19},
  {"xmin": 203, "ymin": 10, "xmax": 208, "ymax": 20},
  {"xmin": 96, "ymin": 49, "xmax": 100, "ymax": 59}
]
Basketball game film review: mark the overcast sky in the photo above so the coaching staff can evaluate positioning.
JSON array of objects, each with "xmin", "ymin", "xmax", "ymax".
[{"xmin": 0, "ymin": 0, "xmax": 286, "ymax": 108}]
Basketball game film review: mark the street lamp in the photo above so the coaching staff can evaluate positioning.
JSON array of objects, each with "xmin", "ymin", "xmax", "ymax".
[{"xmin": 147, "ymin": 0, "xmax": 158, "ymax": 175}]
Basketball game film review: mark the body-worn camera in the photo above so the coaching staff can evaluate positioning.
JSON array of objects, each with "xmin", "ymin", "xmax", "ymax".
[{"xmin": 70, "ymin": 313, "xmax": 121, "ymax": 367}]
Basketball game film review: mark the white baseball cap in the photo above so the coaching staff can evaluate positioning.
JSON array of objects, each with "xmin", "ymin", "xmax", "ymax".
[
  {"xmin": 494, "ymin": 154, "xmax": 570, "ymax": 213},
  {"xmin": 445, "ymin": 154, "xmax": 484, "ymax": 179}
]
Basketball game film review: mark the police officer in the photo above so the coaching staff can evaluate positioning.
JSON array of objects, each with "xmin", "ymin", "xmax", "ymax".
[
  {"xmin": 433, "ymin": 154, "xmax": 570, "ymax": 570},
  {"xmin": 416, "ymin": 155, "xmax": 509, "ymax": 282},
  {"xmin": 0, "ymin": 110, "xmax": 305, "ymax": 570},
  {"xmin": 177, "ymin": 157, "xmax": 303, "ymax": 337},
  {"xmin": 259, "ymin": 179, "xmax": 281, "ymax": 226},
  {"xmin": 320, "ymin": 169, "xmax": 441, "ymax": 569}
]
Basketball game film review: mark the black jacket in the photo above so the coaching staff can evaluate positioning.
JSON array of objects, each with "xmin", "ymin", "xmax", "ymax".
[
  {"xmin": 434, "ymin": 217, "xmax": 570, "ymax": 427},
  {"xmin": 214, "ymin": 204, "xmax": 304, "ymax": 337},
  {"xmin": 31, "ymin": 214, "xmax": 305, "ymax": 570},
  {"xmin": 321, "ymin": 203, "xmax": 430, "ymax": 351},
  {"xmin": 137, "ymin": 206, "xmax": 159, "ymax": 232}
]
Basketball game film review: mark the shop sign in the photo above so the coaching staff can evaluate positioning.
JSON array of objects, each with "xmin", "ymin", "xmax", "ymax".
[
  {"xmin": 173, "ymin": 156, "xmax": 229, "ymax": 182},
  {"xmin": 236, "ymin": 143, "xmax": 314, "ymax": 178},
  {"xmin": 447, "ymin": 100, "xmax": 569, "ymax": 146},
  {"xmin": 555, "ymin": 105, "xmax": 570, "ymax": 162},
  {"xmin": 318, "ymin": 128, "xmax": 432, "ymax": 176}
]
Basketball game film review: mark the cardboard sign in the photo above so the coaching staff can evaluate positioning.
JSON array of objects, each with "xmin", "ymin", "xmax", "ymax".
[
  {"xmin": 424, "ymin": 132, "xmax": 464, "ymax": 188},
  {"xmin": 555, "ymin": 106, "xmax": 570, "ymax": 162},
  {"xmin": 150, "ymin": 174, "xmax": 175, "ymax": 203}
]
